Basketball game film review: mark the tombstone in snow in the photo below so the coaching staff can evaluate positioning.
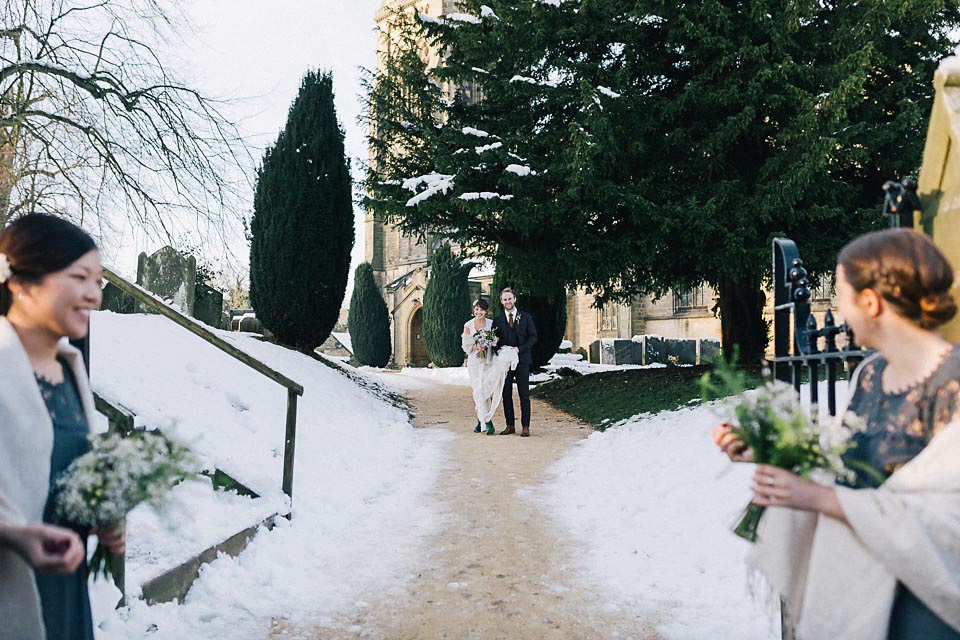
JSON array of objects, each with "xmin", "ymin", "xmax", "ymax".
[
  {"xmin": 589, "ymin": 340, "xmax": 602, "ymax": 364},
  {"xmin": 699, "ymin": 338, "xmax": 722, "ymax": 364},
  {"xmin": 100, "ymin": 282, "xmax": 138, "ymax": 314},
  {"xmin": 645, "ymin": 335, "xmax": 666, "ymax": 365},
  {"xmin": 136, "ymin": 247, "xmax": 196, "ymax": 316},
  {"xmin": 630, "ymin": 336, "xmax": 646, "ymax": 365},
  {"xmin": 665, "ymin": 338, "xmax": 697, "ymax": 365},
  {"xmin": 194, "ymin": 283, "xmax": 224, "ymax": 328},
  {"xmin": 557, "ymin": 340, "xmax": 573, "ymax": 354},
  {"xmin": 614, "ymin": 339, "xmax": 636, "ymax": 365}
]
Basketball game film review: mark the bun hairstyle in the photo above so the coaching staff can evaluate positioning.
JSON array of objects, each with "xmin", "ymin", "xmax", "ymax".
[
  {"xmin": 473, "ymin": 298, "xmax": 489, "ymax": 311},
  {"xmin": 0, "ymin": 214, "xmax": 98, "ymax": 315},
  {"xmin": 838, "ymin": 228, "xmax": 957, "ymax": 330}
]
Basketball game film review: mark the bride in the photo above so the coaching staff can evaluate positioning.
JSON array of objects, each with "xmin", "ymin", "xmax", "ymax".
[{"xmin": 462, "ymin": 299, "xmax": 518, "ymax": 435}]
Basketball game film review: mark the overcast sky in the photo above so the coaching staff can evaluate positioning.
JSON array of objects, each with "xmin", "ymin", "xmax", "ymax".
[{"xmin": 105, "ymin": 0, "xmax": 381, "ymax": 288}]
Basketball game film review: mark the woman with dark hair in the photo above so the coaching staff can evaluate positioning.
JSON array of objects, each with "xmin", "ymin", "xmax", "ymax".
[
  {"xmin": 715, "ymin": 229, "xmax": 960, "ymax": 639},
  {"xmin": 463, "ymin": 298, "xmax": 496, "ymax": 435},
  {"xmin": 0, "ymin": 214, "xmax": 124, "ymax": 640}
]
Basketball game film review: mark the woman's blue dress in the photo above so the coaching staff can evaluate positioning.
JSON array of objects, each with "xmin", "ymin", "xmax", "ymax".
[
  {"xmin": 34, "ymin": 360, "xmax": 95, "ymax": 640},
  {"xmin": 843, "ymin": 348, "xmax": 960, "ymax": 640}
]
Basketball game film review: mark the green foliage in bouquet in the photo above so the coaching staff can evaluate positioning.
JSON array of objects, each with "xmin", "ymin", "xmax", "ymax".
[
  {"xmin": 54, "ymin": 430, "xmax": 198, "ymax": 583},
  {"xmin": 700, "ymin": 356, "xmax": 855, "ymax": 541}
]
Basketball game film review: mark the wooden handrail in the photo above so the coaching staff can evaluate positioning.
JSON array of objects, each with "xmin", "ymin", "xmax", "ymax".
[{"xmin": 102, "ymin": 266, "xmax": 304, "ymax": 396}]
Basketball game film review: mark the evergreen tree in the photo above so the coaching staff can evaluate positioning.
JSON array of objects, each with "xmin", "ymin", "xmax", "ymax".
[
  {"xmin": 250, "ymin": 71, "xmax": 354, "ymax": 351},
  {"xmin": 365, "ymin": 1, "xmax": 960, "ymax": 364},
  {"xmin": 491, "ymin": 249, "xmax": 567, "ymax": 370},
  {"xmin": 348, "ymin": 263, "xmax": 392, "ymax": 367},
  {"xmin": 422, "ymin": 244, "xmax": 473, "ymax": 367}
]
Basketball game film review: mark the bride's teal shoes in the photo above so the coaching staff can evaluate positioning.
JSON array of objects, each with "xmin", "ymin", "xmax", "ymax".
[
  {"xmin": 474, "ymin": 421, "xmax": 482, "ymax": 433},
  {"xmin": 485, "ymin": 421, "xmax": 495, "ymax": 436}
]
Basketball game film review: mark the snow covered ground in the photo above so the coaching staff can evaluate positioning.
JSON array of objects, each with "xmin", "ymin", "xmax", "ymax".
[
  {"xmin": 87, "ymin": 312, "xmax": 449, "ymax": 639},
  {"xmin": 538, "ymin": 380, "xmax": 850, "ymax": 640}
]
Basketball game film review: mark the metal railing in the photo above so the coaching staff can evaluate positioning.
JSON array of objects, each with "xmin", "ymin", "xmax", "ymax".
[
  {"xmin": 86, "ymin": 267, "xmax": 304, "ymax": 503},
  {"xmin": 771, "ymin": 238, "xmax": 867, "ymax": 416}
]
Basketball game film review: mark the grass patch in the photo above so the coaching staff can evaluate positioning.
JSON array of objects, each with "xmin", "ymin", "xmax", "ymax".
[{"xmin": 532, "ymin": 365, "xmax": 763, "ymax": 429}]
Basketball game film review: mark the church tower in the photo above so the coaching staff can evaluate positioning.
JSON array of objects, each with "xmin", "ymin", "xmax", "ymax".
[{"xmin": 365, "ymin": 0, "xmax": 463, "ymax": 366}]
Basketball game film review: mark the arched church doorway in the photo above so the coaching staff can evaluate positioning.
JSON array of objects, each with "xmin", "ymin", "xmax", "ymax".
[{"xmin": 409, "ymin": 307, "xmax": 431, "ymax": 366}]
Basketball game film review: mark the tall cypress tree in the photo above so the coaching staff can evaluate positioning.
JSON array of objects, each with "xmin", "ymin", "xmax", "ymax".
[
  {"xmin": 348, "ymin": 263, "xmax": 392, "ymax": 367},
  {"xmin": 250, "ymin": 70, "xmax": 354, "ymax": 351},
  {"xmin": 422, "ymin": 244, "xmax": 473, "ymax": 367}
]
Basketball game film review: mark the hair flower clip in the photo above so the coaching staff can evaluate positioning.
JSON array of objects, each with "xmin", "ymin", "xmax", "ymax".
[{"xmin": 0, "ymin": 253, "xmax": 11, "ymax": 284}]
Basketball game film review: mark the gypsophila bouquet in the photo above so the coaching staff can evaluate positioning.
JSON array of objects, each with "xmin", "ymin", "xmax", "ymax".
[
  {"xmin": 473, "ymin": 328, "xmax": 498, "ymax": 363},
  {"xmin": 54, "ymin": 430, "xmax": 198, "ymax": 583},
  {"xmin": 701, "ymin": 359, "xmax": 860, "ymax": 542},
  {"xmin": 473, "ymin": 329, "xmax": 498, "ymax": 349}
]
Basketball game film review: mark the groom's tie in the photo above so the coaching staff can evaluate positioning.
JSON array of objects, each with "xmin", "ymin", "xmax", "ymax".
[{"xmin": 508, "ymin": 312, "xmax": 514, "ymax": 328}]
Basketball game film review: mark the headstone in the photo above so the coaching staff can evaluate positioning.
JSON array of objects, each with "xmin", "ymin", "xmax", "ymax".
[
  {"xmin": 600, "ymin": 339, "xmax": 617, "ymax": 365},
  {"xmin": 699, "ymin": 338, "xmax": 721, "ymax": 364},
  {"xmin": 613, "ymin": 339, "xmax": 636, "ymax": 365},
  {"xmin": 194, "ymin": 283, "xmax": 224, "ymax": 328},
  {"xmin": 558, "ymin": 340, "xmax": 573, "ymax": 354},
  {"xmin": 665, "ymin": 338, "xmax": 697, "ymax": 365},
  {"xmin": 630, "ymin": 336, "xmax": 645, "ymax": 365},
  {"xmin": 136, "ymin": 247, "xmax": 197, "ymax": 316},
  {"xmin": 589, "ymin": 340, "xmax": 601, "ymax": 364},
  {"xmin": 100, "ymin": 282, "xmax": 138, "ymax": 314},
  {"xmin": 238, "ymin": 313, "xmax": 264, "ymax": 335},
  {"xmin": 645, "ymin": 335, "xmax": 666, "ymax": 365}
]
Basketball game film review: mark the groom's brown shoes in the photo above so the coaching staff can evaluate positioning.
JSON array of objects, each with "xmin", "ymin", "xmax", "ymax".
[
  {"xmin": 499, "ymin": 425, "xmax": 516, "ymax": 435},
  {"xmin": 520, "ymin": 426, "xmax": 530, "ymax": 437}
]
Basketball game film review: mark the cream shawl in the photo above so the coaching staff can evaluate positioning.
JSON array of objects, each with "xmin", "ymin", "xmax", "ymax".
[
  {"xmin": 0, "ymin": 317, "xmax": 96, "ymax": 640},
  {"xmin": 749, "ymin": 355, "xmax": 960, "ymax": 639}
]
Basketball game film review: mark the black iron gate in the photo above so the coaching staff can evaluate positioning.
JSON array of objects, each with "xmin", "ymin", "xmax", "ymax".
[{"xmin": 771, "ymin": 238, "xmax": 867, "ymax": 416}]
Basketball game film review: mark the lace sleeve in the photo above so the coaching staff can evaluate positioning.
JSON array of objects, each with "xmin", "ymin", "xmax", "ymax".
[{"xmin": 929, "ymin": 377, "xmax": 960, "ymax": 437}]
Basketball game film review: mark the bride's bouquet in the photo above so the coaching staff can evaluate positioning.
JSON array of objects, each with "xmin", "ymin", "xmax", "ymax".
[
  {"xmin": 701, "ymin": 359, "xmax": 859, "ymax": 542},
  {"xmin": 474, "ymin": 329, "xmax": 499, "ymax": 363},
  {"xmin": 54, "ymin": 430, "xmax": 198, "ymax": 584}
]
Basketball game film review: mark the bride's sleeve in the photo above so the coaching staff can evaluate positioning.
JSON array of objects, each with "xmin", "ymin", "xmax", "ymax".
[{"xmin": 462, "ymin": 324, "xmax": 473, "ymax": 356}]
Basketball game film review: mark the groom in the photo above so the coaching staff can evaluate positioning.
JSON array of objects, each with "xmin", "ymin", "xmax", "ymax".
[{"xmin": 493, "ymin": 287, "xmax": 538, "ymax": 436}]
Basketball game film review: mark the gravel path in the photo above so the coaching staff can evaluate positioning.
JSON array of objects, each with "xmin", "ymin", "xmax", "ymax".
[{"xmin": 288, "ymin": 379, "xmax": 661, "ymax": 639}]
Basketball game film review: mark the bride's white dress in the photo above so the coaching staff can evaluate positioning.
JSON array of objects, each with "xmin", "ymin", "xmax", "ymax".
[{"xmin": 462, "ymin": 319, "xmax": 519, "ymax": 423}]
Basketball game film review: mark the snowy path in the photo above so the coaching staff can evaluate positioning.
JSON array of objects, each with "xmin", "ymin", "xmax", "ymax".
[{"xmin": 293, "ymin": 380, "xmax": 661, "ymax": 640}]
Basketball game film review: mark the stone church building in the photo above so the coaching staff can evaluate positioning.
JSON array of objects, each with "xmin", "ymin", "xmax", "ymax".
[{"xmin": 368, "ymin": 1, "xmax": 818, "ymax": 367}]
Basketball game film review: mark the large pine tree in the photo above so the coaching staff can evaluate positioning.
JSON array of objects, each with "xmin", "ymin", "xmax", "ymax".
[
  {"xmin": 365, "ymin": 1, "xmax": 960, "ymax": 364},
  {"xmin": 490, "ymin": 249, "xmax": 566, "ymax": 370},
  {"xmin": 250, "ymin": 71, "xmax": 354, "ymax": 351},
  {"xmin": 422, "ymin": 244, "xmax": 473, "ymax": 367},
  {"xmin": 348, "ymin": 263, "xmax": 392, "ymax": 367}
]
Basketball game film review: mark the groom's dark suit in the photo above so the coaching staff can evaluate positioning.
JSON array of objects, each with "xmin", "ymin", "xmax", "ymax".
[{"xmin": 493, "ymin": 308, "xmax": 537, "ymax": 431}]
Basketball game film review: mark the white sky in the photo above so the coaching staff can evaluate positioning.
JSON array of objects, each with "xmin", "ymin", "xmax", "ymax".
[{"xmin": 105, "ymin": 0, "xmax": 381, "ymax": 292}]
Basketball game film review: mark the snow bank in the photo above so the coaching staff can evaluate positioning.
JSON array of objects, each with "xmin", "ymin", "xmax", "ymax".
[
  {"xmin": 89, "ymin": 312, "xmax": 448, "ymax": 639},
  {"xmin": 540, "ymin": 404, "xmax": 779, "ymax": 639}
]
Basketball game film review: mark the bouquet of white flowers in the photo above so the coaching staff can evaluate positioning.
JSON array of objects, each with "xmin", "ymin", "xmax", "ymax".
[
  {"xmin": 474, "ymin": 329, "xmax": 499, "ymax": 363},
  {"xmin": 701, "ymin": 360, "xmax": 861, "ymax": 542},
  {"xmin": 54, "ymin": 430, "xmax": 198, "ymax": 583}
]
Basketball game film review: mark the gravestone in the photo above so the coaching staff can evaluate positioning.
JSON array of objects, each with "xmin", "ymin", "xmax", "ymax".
[
  {"xmin": 665, "ymin": 338, "xmax": 697, "ymax": 365},
  {"xmin": 100, "ymin": 282, "xmax": 138, "ymax": 314},
  {"xmin": 137, "ymin": 247, "xmax": 196, "ymax": 316},
  {"xmin": 613, "ymin": 339, "xmax": 636, "ymax": 365},
  {"xmin": 600, "ymin": 339, "xmax": 617, "ymax": 365},
  {"xmin": 238, "ymin": 313, "xmax": 264, "ymax": 335},
  {"xmin": 631, "ymin": 336, "xmax": 645, "ymax": 365},
  {"xmin": 194, "ymin": 283, "xmax": 224, "ymax": 328},
  {"xmin": 645, "ymin": 335, "xmax": 666, "ymax": 365},
  {"xmin": 699, "ymin": 338, "xmax": 721, "ymax": 364},
  {"xmin": 589, "ymin": 340, "xmax": 601, "ymax": 364}
]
